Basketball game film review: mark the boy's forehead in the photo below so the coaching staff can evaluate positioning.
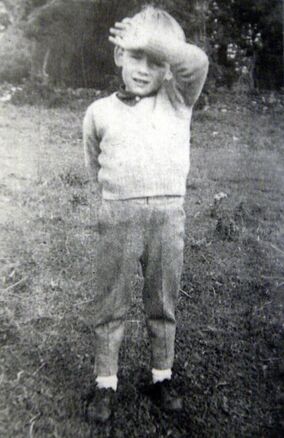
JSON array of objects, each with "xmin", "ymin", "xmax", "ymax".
[{"xmin": 125, "ymin": 49, "xmax": 168, "ymax": 65}]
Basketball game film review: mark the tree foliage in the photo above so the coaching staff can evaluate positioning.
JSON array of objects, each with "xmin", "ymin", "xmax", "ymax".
[
  {"xmin": 0, "ymin": 0, "xmax": 283, "ymax": 89},
  {"xmin": 208, "ymin": 0, "xmax": 283, "ymax": 89}
]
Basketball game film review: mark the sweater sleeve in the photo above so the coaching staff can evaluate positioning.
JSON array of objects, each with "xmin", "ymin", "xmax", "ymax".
[
  {"xmin": 146, "ymin": 37, "xmax": 209, "ymax": 107},
  {"xmin": 83, "ymin": 104, "xmax": 101, "ymax": 195}
]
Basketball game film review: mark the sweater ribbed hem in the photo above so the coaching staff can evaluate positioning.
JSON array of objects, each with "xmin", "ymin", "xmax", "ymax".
[
  {"xmin": 100, "ymin": 171, "xmax": 188, "ymax": 200},
  {"xmin": 102, "ymin": 186, "xmax": 186, "ymax": 200}
]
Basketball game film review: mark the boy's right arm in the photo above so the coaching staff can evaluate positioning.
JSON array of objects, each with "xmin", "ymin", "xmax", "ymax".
[
  {"xmin": 83, "ymin": 105, "xmax": 101, "ymax": 199},
  {"xmin": 109, "ymin": 19, "xmax": 208, "ymax": 108}
]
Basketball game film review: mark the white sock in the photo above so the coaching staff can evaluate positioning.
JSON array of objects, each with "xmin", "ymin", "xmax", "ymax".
[
  {"xmin": 96, "ymin": 375, "xmax": 118, "ymax": 391},
  {"xmin": 152, "ymin": 368, "xmax": 172, "ymax": 384}
]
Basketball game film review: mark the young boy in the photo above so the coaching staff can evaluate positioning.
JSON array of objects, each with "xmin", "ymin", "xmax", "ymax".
[{"xmin": 83, "ymin": 5, "xmax": 208, "ymax": 423}]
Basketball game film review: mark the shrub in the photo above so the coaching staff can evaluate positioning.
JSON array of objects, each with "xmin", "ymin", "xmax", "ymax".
[
  {"xmin": 0, "ymin": 27, "xmax": 31, "ymax": 83},
  {"xmin": 11, "ymin": 80, "xmax": 66, "ymax": 106}
]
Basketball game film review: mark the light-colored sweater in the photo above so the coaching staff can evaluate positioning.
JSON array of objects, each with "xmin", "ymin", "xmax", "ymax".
[{"xmin": 83, "ymin": 39, "xmax": 208, "ymax": 200}]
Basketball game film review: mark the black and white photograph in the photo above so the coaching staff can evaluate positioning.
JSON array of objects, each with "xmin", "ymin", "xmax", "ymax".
[{"xmin": 0, "ymin": 1, "xmax": 283, "ymax": 437}]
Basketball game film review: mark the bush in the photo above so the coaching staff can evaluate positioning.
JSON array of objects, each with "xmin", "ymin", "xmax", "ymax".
[
  {"xmin": 0, "ymin": 27, "xmax": 31, "ymax": 83},
  {"xmin": 11, "ymin": 81, "xmax": 68, "ymax": 107},
  {"xmin": 9, "ymin": 80, "xmax": 103, "ymax": 108}
]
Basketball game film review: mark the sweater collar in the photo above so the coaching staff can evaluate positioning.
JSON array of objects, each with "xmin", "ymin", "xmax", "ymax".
[{"xmin": 116, "ymin": 86, "xmax": 157, "ymax": 106}]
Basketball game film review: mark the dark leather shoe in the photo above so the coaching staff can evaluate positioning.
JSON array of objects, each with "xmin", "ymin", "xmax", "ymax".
[
  {"xmin": 144, "ymin": 379, "xmax": 183, "ymax": 412},
  {"xmin": 86, "ymin": 387, "xmax": 115, "ymax": 423}
]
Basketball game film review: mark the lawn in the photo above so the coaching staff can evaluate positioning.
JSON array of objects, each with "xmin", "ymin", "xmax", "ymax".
[{"xmin": 0, "ymin": 90, "xmax": 283, "ymax": 437}]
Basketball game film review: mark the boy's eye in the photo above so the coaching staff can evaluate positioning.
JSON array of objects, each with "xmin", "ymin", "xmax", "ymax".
[
  {"xmin": 148, "ymin": 58, "xmax": 166, "ymax": 68},
  {"xmin": 151, "ymin": 61, "xmax": 164, "ymax": 68},
  {"xmin": 130, "ymin": 52, "xmax": 143, "ymax": 60}
]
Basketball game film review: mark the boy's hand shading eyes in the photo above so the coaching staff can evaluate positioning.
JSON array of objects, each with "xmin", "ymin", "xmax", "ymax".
[{"xmin": 109, "ymin": 18, "xmax": 150, "ymax": 51}]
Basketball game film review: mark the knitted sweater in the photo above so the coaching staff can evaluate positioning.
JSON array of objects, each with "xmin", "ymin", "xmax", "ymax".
[{"xmin": 83, "ymin": 39, "xmax": 208, "ymax": 200}]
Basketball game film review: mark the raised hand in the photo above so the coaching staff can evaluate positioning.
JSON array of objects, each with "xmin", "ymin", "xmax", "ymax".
[{"xmin": 109, "ymin": 18, "xmax": 150, "ymax": 51}]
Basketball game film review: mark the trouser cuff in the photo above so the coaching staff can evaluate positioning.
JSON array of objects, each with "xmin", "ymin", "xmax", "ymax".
[{"xmin": 96, "ymin": 375, "xmax": 118, "ymax": 391}]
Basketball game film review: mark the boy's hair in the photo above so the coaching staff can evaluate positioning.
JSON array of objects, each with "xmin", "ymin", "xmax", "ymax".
[{"xmin": 131, "ymin": 5, "xmax": 186, "ymax": 42}]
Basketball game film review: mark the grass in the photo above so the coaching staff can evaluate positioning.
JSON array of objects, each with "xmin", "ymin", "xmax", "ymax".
[{"xmin": 0, "ymin": 90, "xmax": 283, "ymax": 437}]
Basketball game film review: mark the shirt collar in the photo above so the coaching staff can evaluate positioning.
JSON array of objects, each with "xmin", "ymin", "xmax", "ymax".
[{"xmin": 116, "ymin": 86, "xmax": 157, "ymax": 106}]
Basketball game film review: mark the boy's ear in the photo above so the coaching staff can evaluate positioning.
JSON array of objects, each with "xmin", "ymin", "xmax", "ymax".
[{"xmin": 114, "ymin": 46, "xmax": 124, "ymax": 67}]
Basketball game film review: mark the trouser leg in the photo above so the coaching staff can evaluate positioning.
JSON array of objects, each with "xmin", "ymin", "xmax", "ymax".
[
  {"xmin": 141, "ymin": 201, "xmax": 185, "ymax": 370},
  {"xmin": 93, "ymin": 201, "xmax": 142, "ymax": 376}
]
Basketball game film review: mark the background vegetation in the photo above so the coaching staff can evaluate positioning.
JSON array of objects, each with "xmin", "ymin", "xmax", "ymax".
[{"xmin": 0, "ymin": 0, "xmax": 283, "ymax": 90}]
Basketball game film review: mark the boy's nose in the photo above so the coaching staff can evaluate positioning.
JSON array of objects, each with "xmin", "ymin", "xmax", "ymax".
[{"xmin": 137, "ymin": 57, "xmax": 150, "ymax": 74}]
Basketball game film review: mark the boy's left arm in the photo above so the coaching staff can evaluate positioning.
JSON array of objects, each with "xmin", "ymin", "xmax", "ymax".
[{"xmin": 147, "ymin": 38, "xmax": 209, "ymax": 108}]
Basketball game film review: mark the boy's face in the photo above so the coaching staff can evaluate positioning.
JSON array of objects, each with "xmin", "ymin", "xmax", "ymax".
[{"xmin": 118, "ymin": 49, "xmax": 170, "ymax": 96}]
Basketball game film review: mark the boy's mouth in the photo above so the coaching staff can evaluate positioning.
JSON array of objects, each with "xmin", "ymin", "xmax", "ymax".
[{"xmin": 133, "ymin": 78, "xmax": 150, "ymax": 86}]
